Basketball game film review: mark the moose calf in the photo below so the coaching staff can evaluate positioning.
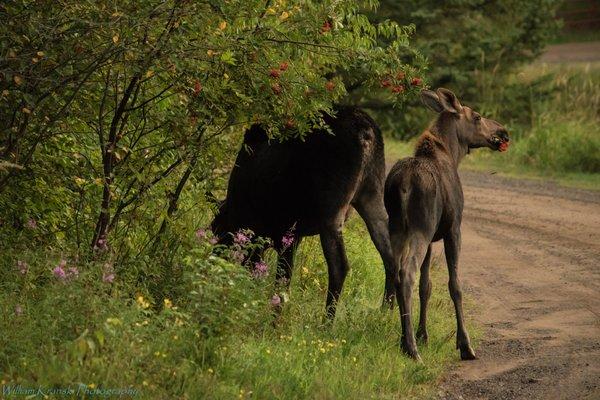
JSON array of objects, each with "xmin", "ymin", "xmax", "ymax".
[{"xmin": 385, "ymin": 88, "xmax": 509, "ymax": 361}]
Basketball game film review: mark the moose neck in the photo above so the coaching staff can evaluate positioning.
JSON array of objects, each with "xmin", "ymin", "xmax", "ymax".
[{"xmin": 431, "ymin": 114, "xmax": 468, "ymax": 166}]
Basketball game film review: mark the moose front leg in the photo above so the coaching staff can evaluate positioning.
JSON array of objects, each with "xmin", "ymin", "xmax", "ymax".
[
  {"xmin": 320, "ymin": 224, "xmax": 350, "ymax": 321},
  {"xmin": 444, "ymin": 231, "xmax": 477, "ymax": 360}
]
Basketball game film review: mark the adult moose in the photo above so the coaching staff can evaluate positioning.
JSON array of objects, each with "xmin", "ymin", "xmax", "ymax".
[
  {"xmin": 212, "ymin": 107, "xmax": 398, "ymax": 320},
  {"xmin": 385, "ymin": 88, "xmax": 509, "ymax": 361}
]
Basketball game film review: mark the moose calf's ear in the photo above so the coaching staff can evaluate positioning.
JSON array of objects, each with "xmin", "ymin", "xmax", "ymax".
[
  {"xmin": 421, "ymin": 90, "xmax": 445, "ymax": 113},
  {"xmin": 436, "ymin": 88, "xmax": 463, "ymax": 114}
]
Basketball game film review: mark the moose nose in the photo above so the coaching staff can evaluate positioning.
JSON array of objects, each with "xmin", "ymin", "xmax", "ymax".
[{"xmin": 497, "ymin": 129, "xmax": 509, "ymax": 142}]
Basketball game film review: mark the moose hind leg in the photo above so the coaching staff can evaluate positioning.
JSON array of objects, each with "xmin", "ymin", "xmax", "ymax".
[
  {"xmin": 398, "ymin": 236, "xmax": 429, "ymax": 361},
  {"xmin": 416, "ymin": 244, "xmax": 432, "ymax": 343},
  {"xmin": 320, "ymin": 223, "xmax": 350, "ymax": 321},
  {"xmin": 444, "ymin": 231, "xmax": 477, "ymax": 360},
  {"xmin": 354, "ymin": 193, "xmax": 398, "ymax": 309}
]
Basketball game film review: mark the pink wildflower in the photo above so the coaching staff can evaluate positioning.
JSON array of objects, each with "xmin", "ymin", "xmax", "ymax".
[
  {"xmin": 195, "ymin": 228, "xmax": 207, "ymax": 239},
  {"xmin": 53, "ymin": 260, "xmax": 67, "ymax": 280},
  {"xmin": 233, "ymin": 231, "xmax": 250, "ymax": 245},
  {"xmin": 252, "ymin": 261, "xmax": 269, "ymax": 278},
  {"xmin": 270, "ymin": 294, "xmax": 281, "ymax": 307},
  {"xmin": 94, "ymin": 236, "xmax": 108, "ymax": 252},
  {"xmin": 281, "ymin": 232, "xmax": 294, "ymax": 248},
  {"xmin": 25, "ymin": 218, "xmax": 37, "ymax": 229}
]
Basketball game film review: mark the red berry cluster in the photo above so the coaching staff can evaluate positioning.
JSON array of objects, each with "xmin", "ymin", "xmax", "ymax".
[
  {"xmin": 269, "ymin": 61, "xmax": 291, "ymax": 94},
  {"xmin": 379, "ymin": 71, "xmax": 422, "ymax": 95}
]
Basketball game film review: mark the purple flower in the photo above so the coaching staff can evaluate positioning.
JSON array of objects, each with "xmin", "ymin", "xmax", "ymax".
[
  {"xmin": 233, "ymin": 231, "xmax": 249, "ymax": 245},
  {"xmin": 25, "ymin": 218, "xmax": 37, "ymax": 229},
  {"xmin": 281, "ymin": 232, "xmax": 294, "ymax": 248},
  {"xmin": 252, "ymin": 261, "xmax": 269, "ymax": 278},
  {"xmin": 15, "ymin": 304, "xmax": 23, "ymax": 316},
  {"xmin": 195, "ymin": 229, "xmax": 207, "ymax": 239},
  {"xmin": 270, "ymin": 294, "xmax": 281, "ymax": 307},
  {"xmin": 16, "ymin": 260, "xmax": 28, "ymax": 275},
  {"xmin": 53, "ymin": 263, "xmax": 66, "ymax": 280}
]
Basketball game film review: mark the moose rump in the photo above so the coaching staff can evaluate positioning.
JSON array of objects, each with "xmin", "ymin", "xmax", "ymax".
[{"xmin": 212, "ymin": 107, "xmax": 398, "ymax": 319}]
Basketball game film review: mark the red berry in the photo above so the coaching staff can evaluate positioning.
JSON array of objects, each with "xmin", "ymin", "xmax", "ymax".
[
  {"xmin": 380, "ymin": 78, "xmax": 392, "ymax": 88},
  {"xmin": 284, "ymin": 118, "xmax": 295, "ymax": 129},
  {"xmin": 321, "ymin": 21, "xmax": 331, "ymax": 33},
  {"xmin": 193, "ymin": 80, "xmax": 202, "ymax": 95},
  {"xmin": 271, "ymin": 83, "xmax": 282, "ymax": 95},
  {"xmin": 269, "ymin": 69, "xmax": 280, "ymax": 78},
  {"xmin": 325, "ymin": 81, "xmax": 335, "ymax": 91},
  {"xmin": 411, "ymin": 77, "xmax": 422, "ymax": 86},
  {"xmin": 391, "ymin": 85, "xmax": 405, "ymax": 94},
  {"xmin": 279, "ymin": 62, "xmax": 289, "ymax": 71}
]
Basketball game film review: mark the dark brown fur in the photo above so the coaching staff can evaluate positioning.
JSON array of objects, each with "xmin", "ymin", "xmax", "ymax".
[
  {"xmin": 385, "ymin": 88, "xmax": 509, "ymax": 361},
  {"xmin": 212, "ymin": 107, "xmax": 398, "ymax": 320}
]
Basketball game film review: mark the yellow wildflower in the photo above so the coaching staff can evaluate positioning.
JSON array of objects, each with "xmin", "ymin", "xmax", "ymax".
[{"xmin": 136, "ymin": 295, "xmax": 150, "ymax": 309}]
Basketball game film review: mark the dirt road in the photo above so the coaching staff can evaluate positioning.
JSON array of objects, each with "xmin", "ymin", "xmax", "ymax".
[
  {"xmin": 436, "ymin": 170, "xmax": 600, "ymax": 400},
  {"xmin": 538, "ymin": 41, "xmax": 600, "ymax": 63}
]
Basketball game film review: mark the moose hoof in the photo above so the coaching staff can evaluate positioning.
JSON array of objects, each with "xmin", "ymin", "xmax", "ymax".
[
  {"xmin": 401, "ymin": 344, "xmax": 422, "ymax": 362},
  {"xmin": 459, "ymin": 345, "xmax": 477, "ymax": 360}
]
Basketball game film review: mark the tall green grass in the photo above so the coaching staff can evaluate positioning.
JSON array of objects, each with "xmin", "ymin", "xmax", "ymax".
[{"xmin": 1, "ymin": 216, "xmax": 464, "ymax": 399}]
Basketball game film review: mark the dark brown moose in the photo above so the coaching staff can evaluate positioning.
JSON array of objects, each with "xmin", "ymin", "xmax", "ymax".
[
  {"xmin": 385, "ymin": 88, "xmax": 509, "ymax": 361},
  {"xmin": 212, "ymin": 107, "xmax": 398, "ymax": 320}
]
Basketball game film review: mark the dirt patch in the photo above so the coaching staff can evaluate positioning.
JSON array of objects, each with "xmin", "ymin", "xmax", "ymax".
[
  {"xmin": 434, "ymin": 170, "xmax": 600, "ymax": 400},
  {"xmin": 538, "ymin": 41, "xmax": 600, "ymax": 63}
]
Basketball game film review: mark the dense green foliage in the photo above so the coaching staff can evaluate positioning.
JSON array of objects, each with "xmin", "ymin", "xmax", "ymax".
[
  {"xmin": 359, "ymin": 0, "xmax": 562, "ymax": 138},
  {"xmin": 0, "ymin": 0, "xmax": 424, "ymax": 251}
]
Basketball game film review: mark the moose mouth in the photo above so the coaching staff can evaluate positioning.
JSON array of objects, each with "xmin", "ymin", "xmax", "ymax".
[{"xmin": 490, "ymin": 136, "xmax": 510, "ymax": 152}]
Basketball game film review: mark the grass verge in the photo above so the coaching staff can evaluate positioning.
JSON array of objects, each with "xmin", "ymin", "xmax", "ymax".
[{"xmin": 1, "ymin": 215, "xmax": 462, "ymax": 399}]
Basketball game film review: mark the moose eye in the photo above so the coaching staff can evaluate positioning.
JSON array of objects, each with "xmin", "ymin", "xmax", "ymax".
[{"xmin": 474, "ymin": 114, "xmax": 481, "ymax": 122}]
